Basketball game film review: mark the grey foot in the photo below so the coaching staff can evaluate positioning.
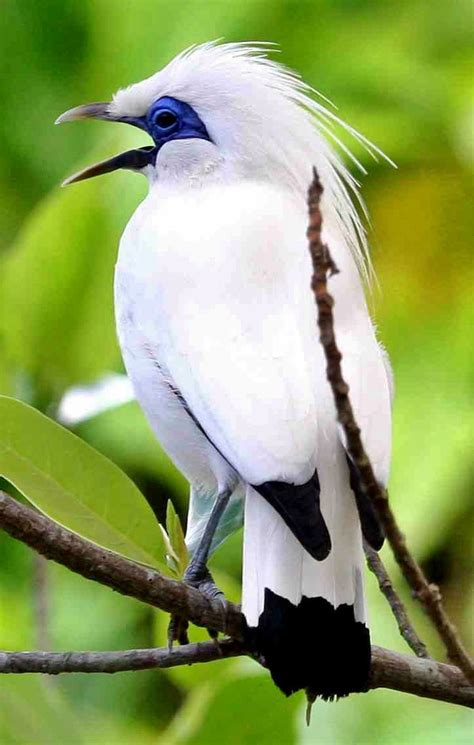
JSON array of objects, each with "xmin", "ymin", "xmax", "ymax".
[{"xmin": 167, "ymin": 563, "xmax": 225, "ymax": 649}]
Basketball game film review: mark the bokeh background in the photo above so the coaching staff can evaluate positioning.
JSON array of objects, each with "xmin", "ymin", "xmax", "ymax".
[{"xmin": 0, "ymin": 1, "xmax": 472, "ymax": 743}]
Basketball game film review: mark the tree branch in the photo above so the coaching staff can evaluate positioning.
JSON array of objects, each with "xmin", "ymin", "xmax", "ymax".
[
  {"xmin": 369, "ymin": 646, "xmax": 473, "ymax": 707},
  {"xmin": 0, "ymin": 491, "xmax": 472, "ymax": 707},
  {"xmin": 307, "ymin": 169, "xmax": 474, "ymax": 684},
  {"xmin": 364, "ymin": 544, "xmax": 429, "ymax": 658},
  {"xmin": 0, "ymin": 639, "xmax": 471, "ymax": 708},
  {"xmin": 0, "ymin": 490, "xmax": 243, "ymax": 641},
  {"xmin": 0, "ymin": 639, "xmax": 244, "ymax": 675}
]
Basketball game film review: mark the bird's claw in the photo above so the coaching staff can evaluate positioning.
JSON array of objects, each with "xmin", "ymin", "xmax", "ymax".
[
  {"xmin": 167, "ymin": 614, "xmax": 189, "ymax": 649},
  {"xmin": 167, "ymin": 563, "xmax": 225, "ymax": 649}
]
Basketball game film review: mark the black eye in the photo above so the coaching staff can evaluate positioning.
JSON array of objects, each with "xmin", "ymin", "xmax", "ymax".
[{"xmin": 154, "ymin": 109, "xmax": 178, "ymax": 129}]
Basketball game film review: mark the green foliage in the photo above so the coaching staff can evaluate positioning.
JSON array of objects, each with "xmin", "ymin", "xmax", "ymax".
[
  {"xmin": 0, "ymin": 677, "xmax": 84, "ymax": 745},
  {"xmin": 0, "ymin": 1, "xmax": 472, "ymax": 743},
  {"xmin": 163, "ymin": 671, "xmax": 299, "ymax": 745},
  {"xmin": 0, "ymin": 135, "xmax": 145, "ymax": 400},
  {"xmin": 0, "ymin": 395, "xmax": 168, "ymax": 572},
  {"xmin": 75, "ymin": 400, "xmax": 186, "ymax": 500},
  {"xmin": 164, "ymin": 499, "xmax": 189, "ymax": 577}
]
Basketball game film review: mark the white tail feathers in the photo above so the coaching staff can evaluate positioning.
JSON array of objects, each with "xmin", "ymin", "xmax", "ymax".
[
  {"xmin": 242, "ymin": 480, "xmax": 370, "ymax": 698},
  {"xmin": 242, "ymin": 483, "xmax": 366, "ymax": 625}
]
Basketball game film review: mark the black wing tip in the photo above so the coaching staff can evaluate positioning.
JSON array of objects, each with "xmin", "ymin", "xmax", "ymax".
[
  {"xmin": 345, "ymin": 456, "xmax": 386, "ymax": 551},
  {"xmin": 308, "ymin": 529, "xmax": 332, "ymax": 561},
  {"xmin": 252, "ymin": 471, "xmax": 332, "ymax": 560},
  {"xmin": 246, "ymin": 588, "xmax": 371, "ymax": 699},
  {"xmin": 368, "ymin": 530, "xmax": 385, "ymax": 552}
]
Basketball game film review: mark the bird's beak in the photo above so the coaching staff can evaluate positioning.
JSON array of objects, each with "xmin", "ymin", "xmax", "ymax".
[
  {"xmin": 56, "ymin": 102, "xmax": 154, "ymax": 186},
  {"xmin": 55, "ymin": 102, "xmax": 115, "ymax": 125}
]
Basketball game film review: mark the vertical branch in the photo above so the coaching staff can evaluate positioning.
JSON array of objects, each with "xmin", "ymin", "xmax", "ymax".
[
  {"xmin": 307, "ymin": 169, "xmax": 474, "ymax": 684},
  {"xmin": 364, "ymin": 543, "xmax": 428, "ymax": 658}
]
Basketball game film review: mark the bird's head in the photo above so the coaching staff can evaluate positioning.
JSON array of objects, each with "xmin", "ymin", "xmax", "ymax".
[
  {"xmin": 57, "ymin": 42, "xmax": 379, "ymax": 187},
  {"xmin": 56, "ymin": 90, "xmax": 214, "ymax": 186},
  {"xmin": 57, "ymin": 41, "xmax": 390, "ymax": 277}
]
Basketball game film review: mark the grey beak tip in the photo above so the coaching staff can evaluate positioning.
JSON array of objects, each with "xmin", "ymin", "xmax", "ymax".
[
  {"xmin": 60, "ymin": 174, "xmax": 76, "ymax": 187},
  {"xmin": 55, "ymin": 112, "xmax": 74, "ymax": 125},
  {"xmin": 54, "ymin": 102, "xmax": 112, "ymax": 126}
]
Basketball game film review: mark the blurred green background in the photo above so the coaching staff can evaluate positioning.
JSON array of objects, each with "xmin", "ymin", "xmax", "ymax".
[{"xmin": 0, "ymin": 1, "xmax": 472, "ymax": 743}]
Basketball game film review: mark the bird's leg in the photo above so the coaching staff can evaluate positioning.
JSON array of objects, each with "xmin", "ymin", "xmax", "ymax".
[
  {"xmin": 168, "ymin": 489, "xmax": 232, "ymax": 648},
  {"xmin": 184, "ymin": 488, "xmax": 232, "ymax": 586}
]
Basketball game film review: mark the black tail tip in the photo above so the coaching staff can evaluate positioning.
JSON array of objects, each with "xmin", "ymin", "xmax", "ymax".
[{"xmin": 245, "ymin": 588, "xmax": 371, "ymax": 700}]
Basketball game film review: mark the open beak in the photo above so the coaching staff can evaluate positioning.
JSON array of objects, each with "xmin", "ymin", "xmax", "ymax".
[{"xmin": 56, "ymin": 102, "xmax": 154, "ymax": 186}]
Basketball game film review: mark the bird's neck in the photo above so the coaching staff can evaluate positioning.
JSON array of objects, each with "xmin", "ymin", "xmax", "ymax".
[{"xmin": 148, "ymin": 138, "xmax": 227, "ymax": 190}]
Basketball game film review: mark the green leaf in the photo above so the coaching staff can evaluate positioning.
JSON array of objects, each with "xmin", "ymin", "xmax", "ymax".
[
  {"xmin": 0, "ymin": 676, "xmax": 85, "ymax": 745},
  {"xmin": 0, "ymin": 131, "xmax": 145, "ymax": 400},
  {"xmin": 0, "ymin": 395, "xmax": 168, "ymax": 572},
  {"xmin": 166, "ymin": 499, "xmax": 189, "ymax": 577},
  {"xmin": 158, "ymin": 524, "xmax": 180, "ymax": 577},
  {"xmin": 163, "ymin": 672, "xmax": 298, "ymax": 745},
  {"xmin": 75, "ymin": 400, "xmax": 187, "ymax": 504}
]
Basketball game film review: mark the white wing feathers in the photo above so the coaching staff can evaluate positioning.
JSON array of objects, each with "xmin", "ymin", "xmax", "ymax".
[
  {"xmin": 120, "ymin": 177, "xmax": 392, "ymax": 495},
  {"xmin": 129, "ymin": 181, "xmax": 322, "ymax": 489}
]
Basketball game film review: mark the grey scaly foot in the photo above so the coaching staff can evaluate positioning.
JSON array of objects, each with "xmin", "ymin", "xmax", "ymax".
[
  {"xmin": 168, "ymin": 488, "xmax": 232, "ymax": 649},
  {"xmin": 167, "ymin": 563, "xmax": 225, "ymax": 649}
]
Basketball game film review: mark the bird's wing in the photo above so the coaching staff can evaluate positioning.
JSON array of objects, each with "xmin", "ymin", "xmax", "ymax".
[
  {"xmin": 337, "ymin": 324, "xmax": 393, "ymax": 486},
  {"xmin": 145, "ymin": 182, "xmax": 321, "ymax": 489},
  {"xmin": 334, "ymin": 317, "xmax": 393, "ymax": 548},
  {"xmin": 186, "ymin": 482, "xmax": 245, "ymax": 556}
]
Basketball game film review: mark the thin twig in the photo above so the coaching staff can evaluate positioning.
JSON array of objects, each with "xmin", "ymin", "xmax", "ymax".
[
  {"xmin": 306, "ymin": 172, "xmax": 426, "ymax": 661},
  {"xmin": 307, "ymin": 169, "xmax": 474, "ymax": 684},
  {"xmin": 364, "ymin": 543, "xmax": 428, "ymax": 658},
  {"xmin": 0, "ymin": 639, "xmax": 244, "ymax": 674},
  {"xmin": 0, "ymin": 641, "xmax": 471, "ymax": 708},
  {"xmin": 0, "ymin": 492, "xmax": 472, "ymax": 707}
]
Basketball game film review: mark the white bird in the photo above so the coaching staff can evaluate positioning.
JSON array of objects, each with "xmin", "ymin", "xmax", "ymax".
[{"xmin": 57, "ymin": 42, "xmax": 392, "ymax": 700}]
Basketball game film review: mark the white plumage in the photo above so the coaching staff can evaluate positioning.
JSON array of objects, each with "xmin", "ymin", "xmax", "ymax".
[{"xmin": 60, "ymin": 41, "xmax": 393, "ymax": 699}]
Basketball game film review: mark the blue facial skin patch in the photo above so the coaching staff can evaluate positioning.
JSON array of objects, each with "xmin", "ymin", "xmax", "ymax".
[
  {"xmin": 146, "ymin": 97, "xmax": 211, "ymax": 146},
  {"xmin": 122, "ymin": 96, "xmax": 212, "ymax": 156},
  {"xmin": 58, "ymin": 97, "xmax": 212, "ymax": 184}
]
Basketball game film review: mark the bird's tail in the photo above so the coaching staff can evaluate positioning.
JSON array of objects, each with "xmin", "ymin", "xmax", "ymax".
[{"xmin": 242, "ymin": 481, "xmax": 371, "ymax": 700}]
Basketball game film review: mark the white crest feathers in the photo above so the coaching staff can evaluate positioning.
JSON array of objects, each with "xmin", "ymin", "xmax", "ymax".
[{"xmin": 110, "ymin": 41, "xmax": 392, "ymax": 284}]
